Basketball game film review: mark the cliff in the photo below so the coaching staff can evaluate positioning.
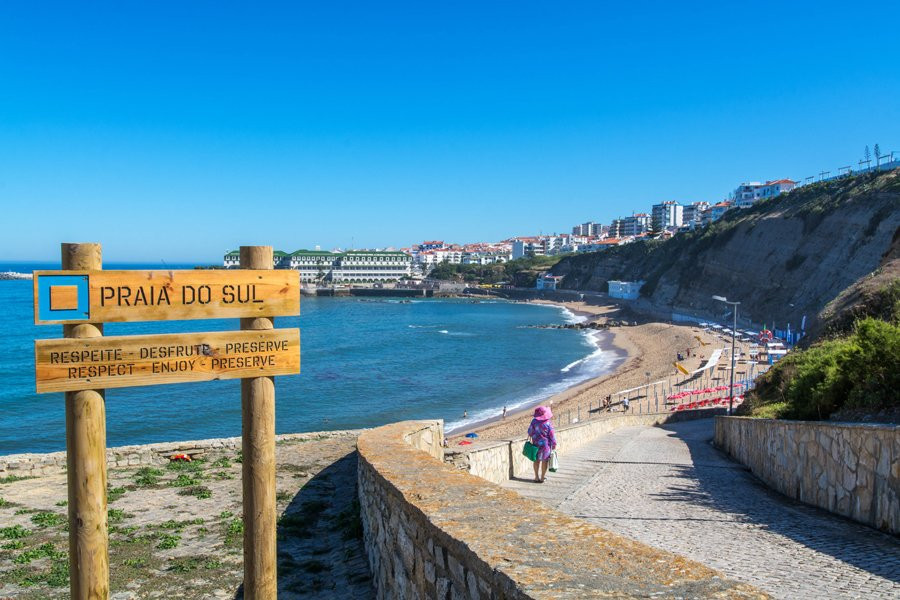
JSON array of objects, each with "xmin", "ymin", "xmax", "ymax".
[{"xmin": 552, "ymin": 169, "xmax": 900, "ymax": 334}]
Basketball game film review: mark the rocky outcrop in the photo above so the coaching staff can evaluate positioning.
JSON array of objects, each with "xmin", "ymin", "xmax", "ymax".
[{"xmin": 553, "ymin": 169, "xmax": 900, "ymax": 335}]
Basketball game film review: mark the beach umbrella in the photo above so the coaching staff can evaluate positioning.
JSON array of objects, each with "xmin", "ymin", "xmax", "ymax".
[{"xmin": 465, "ymin": 433, "xmax": 478, "ymax": 438}]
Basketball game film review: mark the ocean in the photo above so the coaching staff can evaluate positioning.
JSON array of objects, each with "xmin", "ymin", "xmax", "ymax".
[{"xmin": 0, "ymin": 262, "xmax": 621, "ymax": 455}]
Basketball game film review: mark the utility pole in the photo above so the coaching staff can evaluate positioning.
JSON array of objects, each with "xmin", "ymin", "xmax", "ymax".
[{"xmin": 713, "ymin": 295, "xmax": 740, "ymax": 415}]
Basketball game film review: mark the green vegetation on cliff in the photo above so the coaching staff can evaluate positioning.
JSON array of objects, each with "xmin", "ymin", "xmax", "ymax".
[
  {"xmin": 428, "ymin": 255, "xmax": 568, "ymax": 287},
  {"xmin": 743, "ymin": 281, "xmax": 900, "ymax": 420}
]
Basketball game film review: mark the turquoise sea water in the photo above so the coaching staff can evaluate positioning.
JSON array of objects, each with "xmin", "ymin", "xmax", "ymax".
[{"xmin": 0, "ymin": 262, "xmax": 621, "ymax": 455}]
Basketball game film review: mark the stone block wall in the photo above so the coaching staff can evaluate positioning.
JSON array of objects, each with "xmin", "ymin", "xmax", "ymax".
[
  {"xmin": 0, "ymin": 429, "xmax": 361, "ymax": 479},
  {"xmin": 357, "ymin": 419, "xmax": 757, "ymax": 599},
  {"xmin": 715, "ymin": 417, "xmax": 899, "ymax": 534},
  {"xmin": 446, "ymin": 408, "xmax": 725, "ymax": 485}
]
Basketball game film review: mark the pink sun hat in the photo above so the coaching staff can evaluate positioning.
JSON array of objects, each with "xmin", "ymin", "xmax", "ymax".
[{"xmin": 533, "ymin": 406, "xmax": 553, "ymax": 421}]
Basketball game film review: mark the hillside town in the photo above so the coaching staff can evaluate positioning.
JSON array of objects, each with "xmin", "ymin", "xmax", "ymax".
[{"xmin": 222, "ymin": 176, "xmax": 807, "ymax": 283}]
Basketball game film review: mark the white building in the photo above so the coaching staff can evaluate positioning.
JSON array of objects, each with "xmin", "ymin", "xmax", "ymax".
[
  {"xmin": 536, "ymin": 273, "xmax": 564, "ymax": 290},
  {"xmin": 226, "ymin": 249, "xmax": 411, "ymax": 283},
  {"xmin": 622, "ymin": 213, "xmax": 651, "ymax": 237},
  {"xmin": 733, "ymin": 179, "xmax": 796, "ymax": 208},
  {"xmin": 651, "ymin": 201, "xmax": 683, "ymax": 231},
  {"xmin": 223, "ymin": 250, "xmax": 240, "ymax": 268},
  {"xmin": 512, "ymin": 239, "xmax": 546, "ymax": 259},
  {"xmin": 682, "ymin": 202, "xmax": 710, "ymax": 228},
  {"xmin": 334, "ymin": 250, "xmax": 411, "ymax": 283},
  {"xmin": 701, "ymin": 201, "xmax": 733, "ymax": 224},
  {"xmin": 608, "ymin": 280, "xmax": 644, "ymax": 300}
]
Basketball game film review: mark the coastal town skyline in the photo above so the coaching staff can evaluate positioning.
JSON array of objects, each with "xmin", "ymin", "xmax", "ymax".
[{"xmin": 2, "ymin": 2, "xmax": 899, "ymax": 261}]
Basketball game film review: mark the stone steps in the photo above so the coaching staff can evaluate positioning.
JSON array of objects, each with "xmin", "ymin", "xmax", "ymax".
[{"xmin": 501, "ymin": 426, "xmax": 642, "ymax": 509}]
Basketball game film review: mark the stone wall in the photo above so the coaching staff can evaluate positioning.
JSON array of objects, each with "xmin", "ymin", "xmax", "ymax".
[
  {"xmin": 0, "ymin": 429, "xmax": 361, "ymax": 479},
  {"xmin": 715, "ymin": 417, "xmax": 899, "ymax": 534},
  {"xmin": 357, "ymin": 419, "xmax": 757, "ymax": 599},
  {"xmin": 446, "ymin": 408, "xmax": 725, "ymax": 485}
]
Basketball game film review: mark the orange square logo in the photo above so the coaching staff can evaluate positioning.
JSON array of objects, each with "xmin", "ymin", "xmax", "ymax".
[{"xmin": 49, "ymin": 285, "xmax": 80, "ymax": 311}]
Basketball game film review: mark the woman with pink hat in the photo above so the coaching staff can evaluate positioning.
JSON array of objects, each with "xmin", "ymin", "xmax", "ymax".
[{"xmin": 527, "ymin": 406, "xmax": 557, "ymax": 483}]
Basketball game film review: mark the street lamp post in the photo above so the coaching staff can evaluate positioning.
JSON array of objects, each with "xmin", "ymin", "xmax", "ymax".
[{"xmin": 712, "ymin": 295, "xmax": 741, "ymax": 415}]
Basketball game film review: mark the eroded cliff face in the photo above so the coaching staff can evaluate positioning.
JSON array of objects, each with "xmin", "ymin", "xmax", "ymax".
[{"xmin": 552, "ymin": 170, "xmax": 900, "ymax": 332}]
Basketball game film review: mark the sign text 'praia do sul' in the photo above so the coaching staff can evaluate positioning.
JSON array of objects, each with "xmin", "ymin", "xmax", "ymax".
[
  {"xmin": 35, "ymin": 244, "xmax": 299, "ymax": 600},
  {"xmin": 33, "ymin": 268, "xmax": 299, "ymax": 324}
]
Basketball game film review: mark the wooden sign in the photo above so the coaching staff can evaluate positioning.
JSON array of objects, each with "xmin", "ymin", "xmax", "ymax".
[
  {"xmin": 33, "ymin": 269, "xmax": 299, "ymax": 324},
  {"xmin": 35, "ymin": 329, "xmax": 300, "ymax": 393}
]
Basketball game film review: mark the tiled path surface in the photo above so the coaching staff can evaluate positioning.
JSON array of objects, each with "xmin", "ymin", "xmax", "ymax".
[{"xmin": 502, "ymin": 419, "xmax": 900, "ymax": 599}]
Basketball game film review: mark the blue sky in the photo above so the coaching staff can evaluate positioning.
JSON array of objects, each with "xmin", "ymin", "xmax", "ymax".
[{"xmin": 1, "ymin": 1, "xmax": 898, "ymax": 262}]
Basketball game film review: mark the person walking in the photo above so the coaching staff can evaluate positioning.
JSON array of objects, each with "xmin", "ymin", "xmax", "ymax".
[{"xmin": 527, "ymin": 406, "xmax": 557, "ymax": 483}]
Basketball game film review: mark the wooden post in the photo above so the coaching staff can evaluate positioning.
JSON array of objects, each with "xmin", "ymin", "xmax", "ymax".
[
  {"xmin": 240, "ymin": 246, "xmax": 277, "ymax": 599},
  {"xmin": 62, "ymin": 243, "xmax": 109, "ymax": 600}
]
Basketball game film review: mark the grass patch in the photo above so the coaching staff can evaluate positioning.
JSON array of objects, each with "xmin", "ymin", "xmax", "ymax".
[
  {"xmin": 166, "ymin": 457, "xmax": 206, "ymax": 472},
  {"xmin": 223, "ymin": 518, "xmax": 243, "ymax": 545},
  {"xmin": 2, "ymin": 540, "xmax": 25, "ymax": 550},
  {"xmin": 1, "ymin": 525, "xmax": 30, "ymax": 539},
  {"xmin": 234, "ymin": 450, "xmax": 243, "ymax": 463},
  {"xmin": 170, "ymin": 473, "xmax": 198, "ymax": 487},
  {"xmin": 31, "ymin": 511, "xmax": 65, "ymax": 528},
  {"xmin": 123, "ymin": 557, "xmax": 147, "ymax": 568},
  {"xmin": 108, "ymin": 486, "xmax": 127, "ymax": 502},
  {"xmin": 0, "ymin": 474, "xmax": 35, "ymax": 484},
  {"xmin": 178, "ymin": 485, "xmax": 212, "ymax": 500},
  {"xmin": 0, "ymin": 497, "xmax": 13, "ymax": 508},
  {"xmin": 13, "ymin": 542, "xmax": 64, "ymax": 564},
  {"xmin": 212, "ymin": 456, "xmax": 232, "ymax": 468},
  {"xmin": 156, "ymin": 533, "xmax": 181, "ymax": 550},
  {"xmin": 167, "ymin": 555, "xmax": 223, "ymax": 573},
  {"xmin": 213, "ymin": 471, "xmax": 234, "ymax": 480},
  {"xmin": 133, "ymin": 466, "xmax": 164, "ymax": 487},
  {"xmin": 219, "ymin": 510, "xmax": 233, "ymax": 519},
  {"xmin": 108, "ymin": 508, "xmax": 131, "ymax": 524},
  {"xmin": 55, "ymin": 500, "xmax": 68, "ymax": 507}
]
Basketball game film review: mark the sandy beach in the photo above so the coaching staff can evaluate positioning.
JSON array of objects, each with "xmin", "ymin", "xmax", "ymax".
[{"xmin": 450, "ymin": 298, "xmax": 755, "ymax": 443}]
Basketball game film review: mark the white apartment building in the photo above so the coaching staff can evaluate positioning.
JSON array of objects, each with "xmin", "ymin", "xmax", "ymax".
[
  {"xmin": 733, "ymin": 179, "xmax": 796, "ymax": 208},
  {"xmin": 224, "ymin": 249, "xmax": 411, "ymax": 283},
  {"xmin": 701, "ymin": 201, "xmax": 733, "ymax": 225},
  {"xmin": 512, "ymin": 239, "xmax": 546, "ymax": 259},
  {"xmin": 223, "ymin": 250, "xmax": 240, "ymax": 268},
  {"xmin": 334, "ymin": 251, "xmax": 411, "ymax": 283},
  {"xmin": 651, "ymin": 201, "xmax": 683, "ymax": 231},
  {"xmin": 622, "ymin": 213, "xmax": 650, "ymax": 237},
  {"xmin": 682, "ymin": 202, "xmax": 710, "ymax": 228},
  {"xmin": 572, "ymin": 221, "xmax": 603, "ymax": 237}
]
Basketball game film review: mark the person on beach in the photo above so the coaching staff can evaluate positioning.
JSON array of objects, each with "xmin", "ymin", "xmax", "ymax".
[
  {"xmin": 527, "ymin": 406, "xmax": 557, "ymax": 483},
  {"xmin": 502, "ymin": 406, "xmax": 507, "ymax": 419}
]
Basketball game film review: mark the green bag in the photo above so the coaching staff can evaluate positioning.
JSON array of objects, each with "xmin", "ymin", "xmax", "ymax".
[{"xmin": 522, "ymin": 441, "xmax": 539, "ymax": 462}]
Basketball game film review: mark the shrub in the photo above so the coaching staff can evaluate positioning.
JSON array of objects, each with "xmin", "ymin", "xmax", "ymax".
[{"xmin": 745, "ymin": 317, "xmax": 900, "ymax": 420}]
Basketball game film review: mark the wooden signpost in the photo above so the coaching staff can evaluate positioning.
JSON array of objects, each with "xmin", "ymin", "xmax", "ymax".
[{"xmin": 34, "ymin": 243, "xmax": 299, "ymax": 600}]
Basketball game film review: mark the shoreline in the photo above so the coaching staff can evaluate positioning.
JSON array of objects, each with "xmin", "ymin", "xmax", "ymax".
[
  {"xmin": 443, "ymin": 303, "xmax": 629, "ymax": 436},
  {"xmin": 447, "ymin": 298, "xmax": 737, "ymax": 443}
]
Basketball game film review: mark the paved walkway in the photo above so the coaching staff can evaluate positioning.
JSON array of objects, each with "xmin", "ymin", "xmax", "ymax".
[{"xmin": 502, "ymin": 419, "xmax": 900, "ymax": 599}]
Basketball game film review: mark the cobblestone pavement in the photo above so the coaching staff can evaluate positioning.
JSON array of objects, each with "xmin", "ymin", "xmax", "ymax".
[{"xmin": 502, "ymin": 419, "xmax": 900, "ymax": 599}]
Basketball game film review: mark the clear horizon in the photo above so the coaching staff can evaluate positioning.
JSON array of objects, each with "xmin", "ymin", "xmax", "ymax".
[{"xmin": 2, "ymin": 1, "xmax": 899, "ymax": 262}]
